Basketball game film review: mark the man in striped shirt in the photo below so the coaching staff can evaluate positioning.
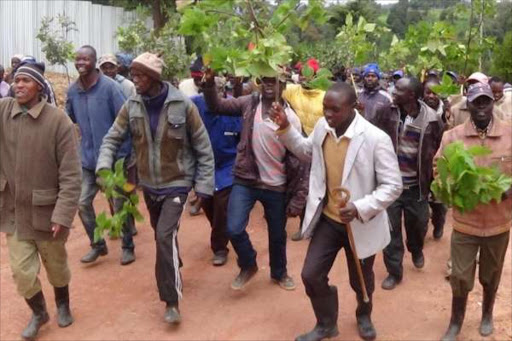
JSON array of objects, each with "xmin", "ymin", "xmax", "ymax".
[{"xmin": 371, "ymin": 77, "xmax": 444, "ymax": 291}]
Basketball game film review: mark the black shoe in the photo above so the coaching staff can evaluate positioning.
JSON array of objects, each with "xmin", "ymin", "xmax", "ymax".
[
  {"xmin": 54, "ymin": 286, "xmax": 74, "ymax": 328},
  {"xmin": 22, "ymin": 291, "xmax": 50, "ymax": 340},
  {"xmin": 212, "ymin": 252, "xmax": 228, "ymax": 266},
  {"xmin": 381, "ymin": 275, "xmax": 401, "ymax": 290},
  {"xmin": 120, "ymin": 249, "xmax": 136, "ymax": 266},
  {"xmin": 433, "ymin": 225, "xmax": 444, "ymax": 240},
  {"xmin": 295, "ymin": 324, "xmax": 339, "ymax": 341},
  {"xmin": 231, "ymin": 266, "xmax": 258, "ymax": 290},
  {"xmin": 291, "ymin": 230, "xmax": 303, "ymax": 242},
  {"xmin": 441, "ymin": 295, "xmax": 468, "ymax": 341},
  {"xmin": 164, "ymin": 304, "xmax": 181, "ymax": 324},
  {"xmin": 80, "ymin": 245, "xmax": 108, "ymax": 263},
  {"xmin": 412, "ymin": 251, "xmax": 425, "ymax": 269},
  {"xmin": 357, "ymin": 315, "xmax": 376, "ymax": 341},
  {"xmin": 480, "ymin": 289, "xmax": 496, "ymax": 336}
]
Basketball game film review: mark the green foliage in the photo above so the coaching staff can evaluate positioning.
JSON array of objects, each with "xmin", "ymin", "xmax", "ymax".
[
  {"xmin": 116, "ymin": 12, "xmax": 191, "ymax": 79},
  {"xmin": 431, "ymin": 141, "xmax": 512, "ymax": 214},
  {"xmin": 490, "ymin": 32, "xmax": 512, "ymax": 80},
  {"xmin": 36, "ymin": 14, "xmax": 77, "ymax": 83},
  {"xmin": 94, "ymin": 159, "xmax": 143, "ymax": 243},
  {"xmin": 301, "ymin": 65, "xmax": 333, "ymax": 91},
  {"xmin": 430, "ymin": 74, "xmax": 460, "ymax": 99}
]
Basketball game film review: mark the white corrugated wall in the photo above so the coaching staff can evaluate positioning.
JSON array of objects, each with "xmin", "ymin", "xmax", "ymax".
[{"xmin": 0, "ymin": 0, "xmax": 148, "ymax": 75}]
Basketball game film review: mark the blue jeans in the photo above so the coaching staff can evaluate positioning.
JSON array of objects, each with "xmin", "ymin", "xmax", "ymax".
[
  {"xmin": 78, "ymin": 168, "xmax": 134, "ymax": 250},
  {"xmin": 227, "ymin": 184, "xmax": 287, "ymax": 280}
]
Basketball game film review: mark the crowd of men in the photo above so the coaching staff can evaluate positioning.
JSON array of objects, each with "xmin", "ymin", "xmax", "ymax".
[{"xmin": 0, "ymin": 49, "xmax": 511, "ymax": 341}]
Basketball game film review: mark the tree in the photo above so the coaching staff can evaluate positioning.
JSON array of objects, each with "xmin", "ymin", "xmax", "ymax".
[
  {"xmin": 491, "ymin": 32, "xmax": 512, "ymax": 80},
  {"xmin": 36, "ymin": 14, "xmax": 77, "ymax": 83}
]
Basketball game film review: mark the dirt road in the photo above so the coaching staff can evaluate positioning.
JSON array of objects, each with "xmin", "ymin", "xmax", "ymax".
[{"xmin": 1, "ymin": 195, "xmax": 511, "ymax": 340}]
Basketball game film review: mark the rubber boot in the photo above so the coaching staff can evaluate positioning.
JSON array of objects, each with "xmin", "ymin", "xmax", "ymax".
[
  {"xmin": 21, "ymin": 291, "xmax": 50, "ymax": 340},
  {"xmin": 479, "ymin": 288, "xmax": 496, "ymax": 336},
  {"xmin": 356, "ymin": 296, "xmax": 376, "ymax": 341},
  {"xmin": 441, "ymin": 295, "xmax": 468, "ymax": 341},
  {"xmin": 296, "ymin": 286, "xmax": 339, "ymax": 341},
  {"xmin": 54, "ymin": 286, "xmax": 74, "ymax": 327}
]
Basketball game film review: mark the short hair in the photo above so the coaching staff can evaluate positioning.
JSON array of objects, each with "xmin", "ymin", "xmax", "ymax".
[
  {"xmin": 327, "ymin": 81, "xmax": 357, "ymax": 105},
  {"xmin": 404, "ymin": 77, "xmax": 423, "ymax": 99},
  {"xmin": 79, "ymin": 45, "xmax": 97, "ymax": 60},
  {"xmin": 489, "ymin": 76, "xmax": 503, "ymax": 85}
]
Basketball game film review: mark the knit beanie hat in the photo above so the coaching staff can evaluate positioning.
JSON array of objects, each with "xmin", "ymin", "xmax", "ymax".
[
  {"xmin": 363, "ymin": 63, "xmax": 381, "ymax": 79},
  {"xmin": 131, "ymin": 52, "xmax": 165, "ymax": 80},
  {"xmin": 15, "ymin": 64, "xmax": 46, "ymax": 89}
]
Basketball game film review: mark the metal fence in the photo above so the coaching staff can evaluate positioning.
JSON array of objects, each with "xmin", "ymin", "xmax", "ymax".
[{"xmin": 0, "ymin": 0, "xmax": 147, "ymax": 75}]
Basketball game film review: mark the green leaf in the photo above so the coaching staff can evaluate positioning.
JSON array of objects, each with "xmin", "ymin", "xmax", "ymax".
[
  {"xmin": 467, "ymin": 145, "xmax": 492, "ymax": 157},
  {"xmin": 302, "ymin": 64, "xmax": 314, "ymax": 78}
]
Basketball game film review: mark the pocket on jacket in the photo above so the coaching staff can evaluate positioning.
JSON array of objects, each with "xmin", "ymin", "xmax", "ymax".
[
  {"xmin": 166, "ymin": 115, "xmax": 186, "ymax": 140},
  {"xmin": 32, "ymin": 188, "xmax": 58, "ymax": 232}
]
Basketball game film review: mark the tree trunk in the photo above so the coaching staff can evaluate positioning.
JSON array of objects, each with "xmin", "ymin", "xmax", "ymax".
[{"xmin": 152, "ymin": 0, "xmax": 168, "ymax": 32}]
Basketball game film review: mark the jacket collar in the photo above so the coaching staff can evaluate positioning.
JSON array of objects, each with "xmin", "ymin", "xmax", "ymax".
[
  {"xmin": 463, "ymin": 113, "xmax": 504, "ymax": 137},
  {"xmin": 131, "ymin": 82, "xmax": 185, "ymax": 104},
  {"xmin": 325, "ymin": 110, "xmax": 362, "ymax": 142},
  {"xmin": 11, "ymin": 98, "xmax": 47, "ymax": 119}
]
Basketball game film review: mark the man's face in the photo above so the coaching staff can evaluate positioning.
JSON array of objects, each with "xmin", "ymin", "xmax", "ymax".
[
  {"xmin": 193, "ymin": 76, "xmax": 203, "ymax": 88},
  {"xmin": 131, "ymin": 68, "xmax": 154, "ymax": 95},
  {"xmin": 392, "ymin": 78, "xmax": 411, "ymax": 106},
  {"xmin": 490, "ymin": 82, "xmax": 504, "ymax": 102},
  {"xmin": 468, "ymin": 96, "xmax": 494, "ymax": 126},
  {"xmin": 363, "ymin": 72, "xmax": 379, "ymax": 90},
  {"xmin": 14, "ymin": 75, "xmax": 41, "ymax": 105},
  {"xmin": 260, "ymin": 77, "xmax": 284, "ymax": 101},
  {"xmin": 352, "ymin": 72, "xmax": 362, "ymax": 83},
  {"xmin": 323, "ymin": 91, "xmax": 354, "ymax": 129},
  {"xmin": 100, "ymin": 62, "xmax": 118, "ymax": 79},
  {"xmin": 11, "ymin": 57, "xmax": 21, "ymax": 69},
  {"xmin": 423, "ymin": 83, "xmax": 440, "ymax": 110},
  {"xmin": 75, "ymin": 49, "xmax": 96, "ymax": 76}
]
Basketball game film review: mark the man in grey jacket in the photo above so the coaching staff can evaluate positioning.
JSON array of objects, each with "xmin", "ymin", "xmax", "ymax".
[{"xmin": 97, "ymin": 52, "xmax": 214, "ymax": 325}]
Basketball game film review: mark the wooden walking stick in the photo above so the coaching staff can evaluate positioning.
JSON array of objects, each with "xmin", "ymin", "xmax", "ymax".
[{"xmin": 333, "ymin": 187, "xmax": 369, "ymax": 303}]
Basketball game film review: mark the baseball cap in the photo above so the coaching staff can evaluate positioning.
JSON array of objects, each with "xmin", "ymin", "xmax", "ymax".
[
  {"xmin": 392, "ymin": 70, "xmax": 404, "ymax": 78},
  {"xmin": 466, "ymin": 72, "xmax": 488, "ymax": 84},
  {"xmin": 98, "ymin": 54, "xmax": 118, "ymax": 67},
  {"xmin": 467, "ymin": 83, "xmax": 494, "ymax": 102}
]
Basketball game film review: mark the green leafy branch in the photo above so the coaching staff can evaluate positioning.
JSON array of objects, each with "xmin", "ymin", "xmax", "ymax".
[
  {"xmin": 94, "ymin": 159, "xmax": 143, "ymax": 243},
  {"xmin": 430, "ymin": 73, "xmax": 460, "ymax": 99},
  {"xmin": 431, "ymin": 141, "xmax": 512, "ymax": 214}
]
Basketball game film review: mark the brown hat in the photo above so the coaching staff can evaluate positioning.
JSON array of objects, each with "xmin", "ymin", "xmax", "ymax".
[
  {"xmin": 131, "ymin": 52, "xmax": 165, "ymax": 80},
  {"xmin": 98, "ymin": 54, "xmax": 118, "ymax": 67}
]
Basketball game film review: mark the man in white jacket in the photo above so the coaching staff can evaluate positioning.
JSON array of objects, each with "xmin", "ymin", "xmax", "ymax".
[{"xmin": 270, "ymin": 82, "xmax": 402, "ymax": 341}]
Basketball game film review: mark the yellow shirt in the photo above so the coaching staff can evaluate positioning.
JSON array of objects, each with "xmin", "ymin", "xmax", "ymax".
[
  {"xmin": 322, "ymin": 133, "xmax": 350, "ymax": 223},
  {"xmin": 282, "ymin": 84, "xmax": 325, "ymax": 136}
]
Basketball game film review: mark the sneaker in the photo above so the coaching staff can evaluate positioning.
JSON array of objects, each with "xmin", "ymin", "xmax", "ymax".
[
  {"xmin": 231, "ymin": 266, "xmax": 258, "ymax": 290},
  {"xmin": 120, "ymin": 249, "xmax": 136, "ymax": 266},
  {"xmin": 381, "ymin": 275, "xmax": 401, "ymax": 290},
  {"xmin": 273, "ymin": 274, "xmax": 296, "ymax": 291},
  {"xmin": 164, "ymin": 305, "xmax": 181, "ymax": 324},
  {"xmin": 212, "ymin": 252, "xmax": 228, "ymax": 266},
  {"xmin": 412, "ymin": 251, "xmax": 425, "ymax": 269}
]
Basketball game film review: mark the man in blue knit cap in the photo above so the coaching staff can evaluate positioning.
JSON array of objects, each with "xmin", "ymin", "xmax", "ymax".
[{"xmin": 358, "ymin": 63, "xmax": 391, "ymax": 121}]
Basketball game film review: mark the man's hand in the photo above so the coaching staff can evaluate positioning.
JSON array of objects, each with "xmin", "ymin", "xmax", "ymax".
[
  {"xmin": 202, "ymin": 68, "xmax": 215, "ymax": 88},
  {"xmin": 51, "ymin": 223, "xmax": 66, "ymax": 238},
  {"xmin": 286, "ymin": 205, "xmax": 302, "ymax": 218},
  {"xmin": 96, "ymin": 176, "xmax": 106, "ymax": 192},
  {"xmin": 268, "ymin": 102, "xmax": 290, "ymax": 130},
  {"xmin": 339, "ymin": 202, "xmax": 358, "ymax": 224}
]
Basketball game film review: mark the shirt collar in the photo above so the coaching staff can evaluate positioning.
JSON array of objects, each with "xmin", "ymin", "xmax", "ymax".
[
  {"xmin": 11, "ymin": 97, "xmax": 47, "ymax": 119},
  {"xmin": 463, "ymin": 113, "xmax": 503, "ymax": 138},
  {"xmin": 325, "ymin": 110, "xmax": 359, "ymax": 142}
]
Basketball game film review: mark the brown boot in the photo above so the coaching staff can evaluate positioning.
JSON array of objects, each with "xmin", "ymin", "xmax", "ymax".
[
  {"xmin": 480, "ymin": 288, "xmax": 496, "ymax": 336},
  {"xmin": 441, "ymin": 295, "xmax": 468, "ymax": 341},
  {"xmin": 21, "ymin": 291, "xmax": 50, "ymax": 340}
]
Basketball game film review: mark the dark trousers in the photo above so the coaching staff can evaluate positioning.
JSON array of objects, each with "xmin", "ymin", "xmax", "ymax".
[
  {"xmin": 302, "ymin": 215, "xmax": 375, "ymax": 316},
  {"xmin": 451, "ymin": 230, "xmax": 510, "ymax": 296},
  {"xmin": 227, "ymin": 184, "xmax": 287, "ymax": 280},
  {"xmin": 143, "ymin": 192, "xmax": 187, "ymax": 306},
  {"xmin": 429, "ymin": 201, "xmax": 447, "ymax": 230},
  {"xmin": 201, "ymin": 186, "xmax": 231, "ymax": 255},
  {"xmin": 383, "ymin": 186, "xmax": 429, "ymax": 279}
]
